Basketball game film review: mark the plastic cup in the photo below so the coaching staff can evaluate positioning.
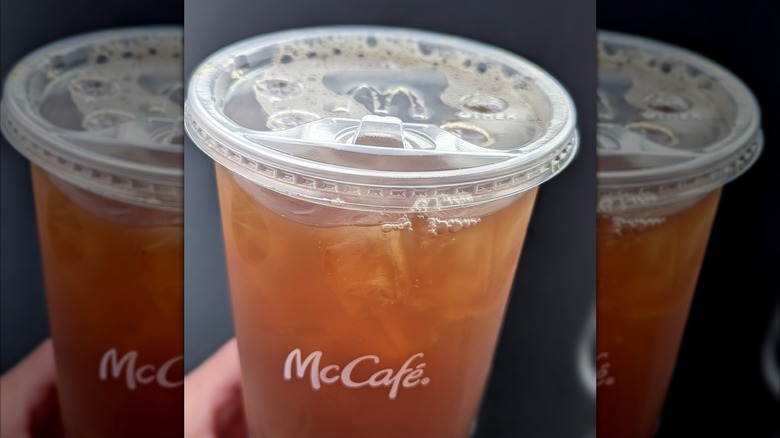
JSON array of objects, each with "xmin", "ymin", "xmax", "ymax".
[
  {"xmin": 596, "ymin": 31, "xmax": 762, "ymax": 438},
  {"xmin": 186, "ymin": 26, "xmax": 578, "ymax": 437},
  {"xmin": 1, "ymin": 27, "xmax": 184, "ymax": 436}
]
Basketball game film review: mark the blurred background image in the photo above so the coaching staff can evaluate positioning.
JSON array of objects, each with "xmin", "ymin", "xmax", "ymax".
[
  {"xmin": 1, "ymin": 0, "xmax": 184, "ymax": 436},
  {"xmin": 598, "ymin": 0, "xmax": 779, "ymax": 436}
]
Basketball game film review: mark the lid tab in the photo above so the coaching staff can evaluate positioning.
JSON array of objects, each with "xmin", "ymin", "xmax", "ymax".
[{"xmin": 352, "ymin": 115, "xmax": 407, "ymax": 149}]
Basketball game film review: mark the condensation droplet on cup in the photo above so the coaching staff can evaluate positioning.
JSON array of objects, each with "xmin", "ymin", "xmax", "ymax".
[
  {"xmin": 82, "ymin": 109, "xmax": 136, "ymax": 130},
  {"xmin": 70, "ymin": 77, "xmax": 119, "ymax": 100},
  {"xmin": 255, "ymin": 79, "xmax": 302, "ymax": 100},
  {"xmin": 644, "ymin": 92, "xmax": 692, "ymax": 113},
  {"xmin": 625, "ymin": 122, "xmax": 678, "ymax": 146},
  {"xmin": 460, "ymin": 94, "xmax": 508, "ymax": 113}
]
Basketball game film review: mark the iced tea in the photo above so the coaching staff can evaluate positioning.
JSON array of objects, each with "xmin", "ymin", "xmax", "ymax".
[
  {"xmin": 188, "ymin": 26, "xmax": 578, "ymax": 438},
  {"xmin": 216, "ymin": 166, "xmax": 537, "ymax": 437},
  {"xmin": 596, "ymin": 189, "xmax": 722, "ymax": 437},
  {"xmin": 30, "ymin": 164, "xmax": 183, "ymax": 437}
]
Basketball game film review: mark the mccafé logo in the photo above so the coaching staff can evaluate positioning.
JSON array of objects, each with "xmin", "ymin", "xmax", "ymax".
[
  {"xmin": 99, "ymin": 349, "xmax": 183, "ymax": 390},
  {"xmin": 283, "ymin": 348, "xmax": 431, "ymax": 400}
]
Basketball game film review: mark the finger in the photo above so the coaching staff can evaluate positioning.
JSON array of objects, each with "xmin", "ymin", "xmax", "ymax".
[
  {"xmin": 28, "ymin": 382, "xmax": 64, "ymax": 438},
  {"xmin": 184, "ymin": 338, "xmax": 246, "ymax": 438},
  {"xmin": 1, "ymin": 338, "xmax": 62, "ymax": 438},
  {"xmin": 213, "ymin": 383, "xmax": 247, "ymax": 438}
]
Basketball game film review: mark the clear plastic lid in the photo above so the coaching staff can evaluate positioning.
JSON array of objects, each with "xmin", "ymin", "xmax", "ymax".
[
  {"xmin": 597, "ymin": 31, "xmax": 762, "ymax": 212},
  {"xmin": 1, "ymin": 27, "xmax": 183, "ymax": 211},
  {"xmin": 186, "ymin": 26, "xmax": 577, "ymax": 212}
]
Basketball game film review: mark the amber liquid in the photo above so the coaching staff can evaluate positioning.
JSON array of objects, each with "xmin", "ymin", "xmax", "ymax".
[
  {"xmin": 596, "ymin": 189, "xmax": 722, "ymax": 438},
  {"xmin": 30, "ymin": 165, "xmax": 183, "ymax": 437},
  {"xmin": 216, "ymin": 166, "xmax": 537, "ymax": 437}
]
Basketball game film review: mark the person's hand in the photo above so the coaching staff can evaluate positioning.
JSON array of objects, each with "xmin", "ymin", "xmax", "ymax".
[
  {"xmin": 0, "ymin": 338, "xmax": 63, "ymax": 438},
  {"xmin": 185, "ymin": 338, "xmax": 247, "ymax": 438}
]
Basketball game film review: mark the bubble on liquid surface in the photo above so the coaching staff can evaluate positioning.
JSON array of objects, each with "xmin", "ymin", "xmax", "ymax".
[
  {"xmin": 599, "ymin": 192, "xmax": 650, "ymax": 213},
  {"xmin": 427, "ymin": 217, "xmax": 481, "ymax": 236},
  {"xmin": 609, "ymin": 215, "xmax": 666, "ymax": 234},
  {"xmin": 381, "ymin": 216, "xmax": 413, "ymax": 233}
]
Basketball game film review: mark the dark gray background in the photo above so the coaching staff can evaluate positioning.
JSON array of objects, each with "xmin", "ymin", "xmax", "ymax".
[
  {"xmin": 0, "ymin": 0, "xmax": 183, "ymax": 373},
  {"xmin": 183, "ymin": 0, "xmax": 597, "ymax": 437}
]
